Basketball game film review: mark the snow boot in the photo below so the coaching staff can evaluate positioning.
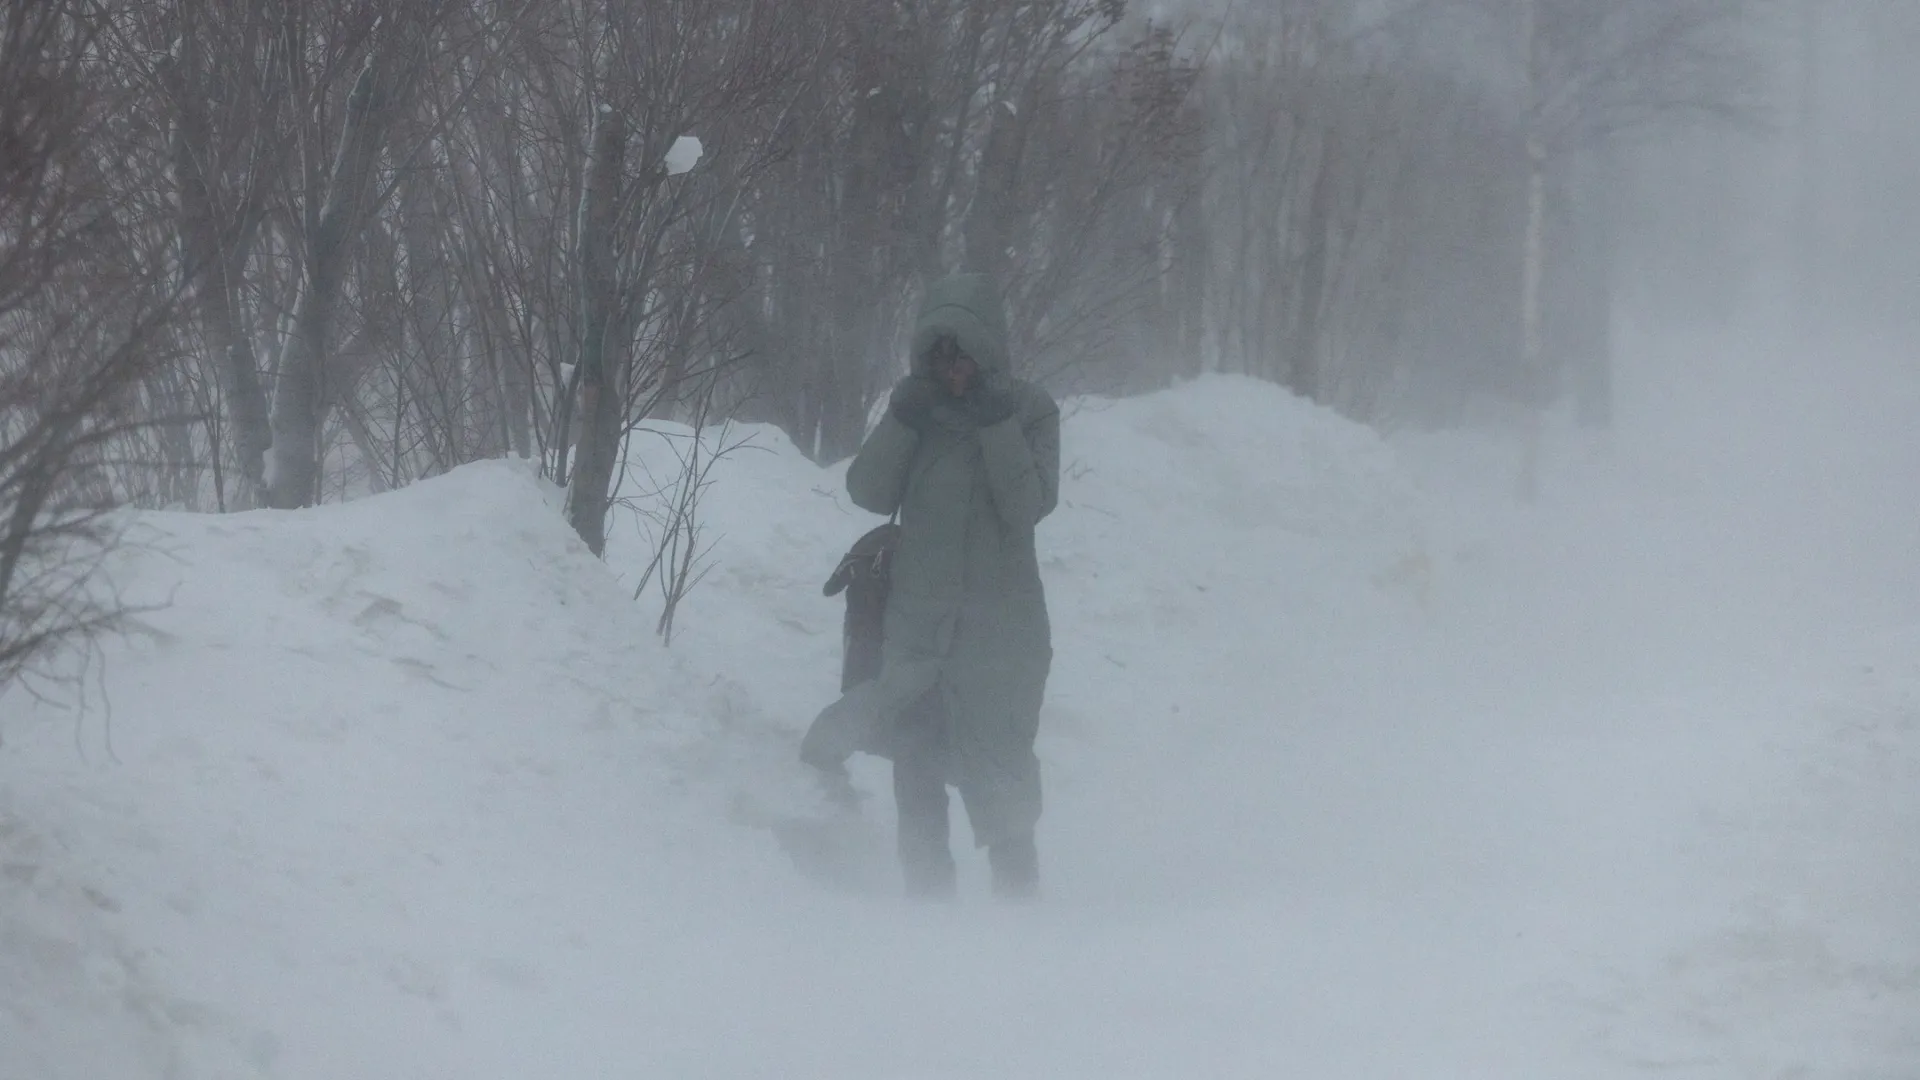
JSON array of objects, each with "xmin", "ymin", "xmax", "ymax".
[{"xmin": 988, "ymin": 833, "xmax": 1040, "ymax": 901}]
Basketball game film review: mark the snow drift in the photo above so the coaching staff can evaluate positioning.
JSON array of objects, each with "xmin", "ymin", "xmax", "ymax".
[{"xmin": 2, "ymin": 373, "xmax": 1914, "ymax": 1079}]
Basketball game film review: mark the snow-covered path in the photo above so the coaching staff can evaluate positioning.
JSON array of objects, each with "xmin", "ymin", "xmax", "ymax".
[{"xmin": 3, "ymin": 343, "xmax": 1915, "ymax": 1079}]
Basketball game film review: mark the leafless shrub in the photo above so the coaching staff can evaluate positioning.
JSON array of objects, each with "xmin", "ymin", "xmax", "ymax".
[
  {"xmin": 0, "ymin": 0, "xmax": 189, "ymax": 691},
  {"xmin": 619, "ymin": 390, "xmax": 761, "ymax": 645}
]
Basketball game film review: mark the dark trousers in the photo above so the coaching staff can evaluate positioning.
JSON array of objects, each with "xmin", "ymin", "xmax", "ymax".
[
  {"xmin": 893, "ymin": 693, "xmax": 1040, "ymax": 901},
  {"xmin": 893, "ymin": 750, "xmax": 958, "ymax": 898}
]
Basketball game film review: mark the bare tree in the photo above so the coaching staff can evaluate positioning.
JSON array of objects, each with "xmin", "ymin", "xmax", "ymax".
[
  {"xmin": 622, "ymin": 393, "xmax": 756, "ymax": 645},
  {"xmin": 564, "ymin": 96, "xmax": 628, "ymax": 552},
  {"xmin": 266, "ymin": 2, "xmax": 444, "ymax": 509},
  {"xmin": 495, "ymin": 0, "xmax": 825, "ymax": 554},
  {"xmin": 730, "ymin": 1, "xmax": 1203, "ymax": 459},
  {"xmin": 1498, "ymin": 0, "xmax": 1766, "ymax": 494},
  {"xmin": 1198, "ymin": 2, "xmax": 1461, "ymax": 410},
  {"xmin": 0, "ymin": 0, "xmax": 189, "ymax": 690},
  {"xmin": 156, "ymin": 0, "xmax": 290, "ymax": 510}
]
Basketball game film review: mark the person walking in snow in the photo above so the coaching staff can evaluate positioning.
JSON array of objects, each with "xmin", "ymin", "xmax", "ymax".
[{"xmin": 802, "ymin": 273, "xmax": 1061, "ymax": 901}]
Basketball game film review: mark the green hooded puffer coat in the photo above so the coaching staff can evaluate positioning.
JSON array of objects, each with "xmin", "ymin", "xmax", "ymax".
[{"xmin": 801, "ymin": 274, "xmax": 1061, "ymax": 847}]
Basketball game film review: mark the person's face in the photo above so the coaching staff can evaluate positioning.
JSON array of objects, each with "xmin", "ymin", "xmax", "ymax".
[{"xmin": 934, "ymin": 350, "xmax": 977, "ymax": 397}]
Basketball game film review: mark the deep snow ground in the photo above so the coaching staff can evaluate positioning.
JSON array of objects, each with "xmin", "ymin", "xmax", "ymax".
[{"xmin": 2, "ymin": 338, "xmax": 1916, "ymax": 1079}]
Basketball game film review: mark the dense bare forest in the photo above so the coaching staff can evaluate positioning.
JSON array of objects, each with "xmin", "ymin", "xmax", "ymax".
[{"xmin": 10, "ymin": 0, "xmax": 1911, "ymax": 679}]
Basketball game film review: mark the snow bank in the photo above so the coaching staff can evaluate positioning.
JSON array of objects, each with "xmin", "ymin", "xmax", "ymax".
[
  {"xmin": 0, "ymin": 376, "xmax": 1435, "ymax": 1077},
  {"xmin": 1, "ymin": 371, "xmax": 1912, "ymax": 1079},
  {"xmin": 0, "ymin": 461, "xmax": 820, "ymax": 1077}
]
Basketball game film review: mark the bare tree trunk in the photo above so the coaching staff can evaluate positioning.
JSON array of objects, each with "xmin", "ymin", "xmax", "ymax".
[
  {"xmin": 179, "ymin": 190, "xmax": 272, "ymax": 508},
  {"xmin": 964, "ymin": 111, "xmax": 1021, "ymax": 282},
  {"xmin": 1792, "ymin": 0, "xmax": 1822, "ymax": 334},
  {"xmin": 1171, "ymin": 182, "xmax": 1207, "ymax": 380},
  {"xmin": 1291, "ymin": 127, "xmax": 1339, "ymax": 403},
  {"xmin": 1569, "ymin": 149, "xmax": 1615, "ymax": 429},
  {"xmin": 824, "ymin": 45, "xmax": 890, "ymax": 461},
  {"xmin": 1517, "ymin": 0, "xmax": 1548, "ymax": 502},
  {"xmin": 168, "ymin": 25, "xmax": 272, "ymax": 508},
  {"xmin": 458, "ymin": 101, "xmax": 535, "ymax": 458},
  {"xmin": 397, "ymin": 145, "xmax": 460, "ymax": 473},
  {"xmin": 268, "ymin": 40, "xmax": 416, "ymax": 509},
  {"xmin": 564, "ymin": 106, "xmax": 626, "ymax": 556},
  {"xmin": 501, "ymin": 320, "xmax": 533, "ymax": 458}
]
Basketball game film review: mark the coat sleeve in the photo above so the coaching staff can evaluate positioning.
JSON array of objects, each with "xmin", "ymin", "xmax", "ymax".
[
  {"xmin": 846, "ymin": 413, "xmax": 919, "ymax": 515},
  {"xmin": 977, "ymin": 391, "xmax": 1060, "ymax": 532}
]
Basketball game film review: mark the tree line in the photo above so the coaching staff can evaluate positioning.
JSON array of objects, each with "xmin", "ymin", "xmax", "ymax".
[{"xmin": 0, "ymin": 0, "xmax": 1766, "ymax": 681}]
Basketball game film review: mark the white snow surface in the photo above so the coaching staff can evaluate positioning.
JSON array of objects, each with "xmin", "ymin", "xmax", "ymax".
[{"xmin": 3, "ymin": 351, "xmax": 1917, "ymax": 1079}]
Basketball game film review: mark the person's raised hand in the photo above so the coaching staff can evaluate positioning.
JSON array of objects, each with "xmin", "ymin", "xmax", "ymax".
[
  {"xmin": 963, "ymin": 376, "xmax": 1018, "ymax": 428},
  {"xmin": 888, "ymin": 374, "xmax": 942, "ymax": 431}
]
